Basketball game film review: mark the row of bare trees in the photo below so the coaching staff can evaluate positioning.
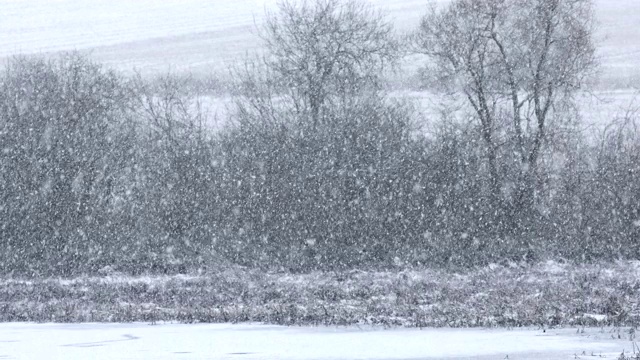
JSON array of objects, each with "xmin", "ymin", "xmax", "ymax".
[{"xmin": 0, "ymin": 0, "xmax": 637, "ymax": 275}]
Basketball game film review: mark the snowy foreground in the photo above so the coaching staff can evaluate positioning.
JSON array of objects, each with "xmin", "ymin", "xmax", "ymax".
[{"xmin": 0, "ymin": 323, "xmax": 635, "ymax": 360}]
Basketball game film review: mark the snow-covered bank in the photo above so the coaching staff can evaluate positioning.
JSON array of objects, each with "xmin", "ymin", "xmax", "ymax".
[{"xmin": 0, "ymin": 323, "xmax": 633, "ymax": 360}]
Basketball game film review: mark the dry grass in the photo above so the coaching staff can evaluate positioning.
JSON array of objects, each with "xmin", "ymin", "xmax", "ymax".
[{"xmin": 2, "ymin": 261, "xmax": 640, "ymax": 327}]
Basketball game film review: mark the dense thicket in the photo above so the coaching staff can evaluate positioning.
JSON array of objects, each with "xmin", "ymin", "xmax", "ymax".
[
  {"xmin": 0, "ymin": 55, "xmax": 139, "ymax": 275},
  {"xmin": 216, "ymin": 95, "xmax": 428, "ymax": 270},
  {"xmin": 0, "ymin": 55, "xmax": 219, "ymax": 275},
  {"xmin": 0, "ymin": 0, "xmax": 638, "ymax": 276}
]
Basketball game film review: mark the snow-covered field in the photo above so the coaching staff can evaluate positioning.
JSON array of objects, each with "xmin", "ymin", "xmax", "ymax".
[
  {"xmin": 0, "ymin": 323, "xmax": 635, "ymax": 360},
  {"xmin": 0, "ymin": 0, "xmax": 426, "ymax": 76},
  {"xmin": 1, "ymin": 0, "xmax": 637, "ymax": 130},
  {"xmin": 1, "ymin": 0, "xmax": 638, "ymax": 86}
]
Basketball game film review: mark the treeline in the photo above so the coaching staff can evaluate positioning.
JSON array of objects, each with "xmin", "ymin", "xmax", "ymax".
[{"xmin": 0, "ymin": 0, "xmax": 638, "ymax": 276}]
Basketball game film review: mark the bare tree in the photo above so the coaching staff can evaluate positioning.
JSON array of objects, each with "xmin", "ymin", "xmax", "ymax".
[
  {"xmin": 0, "ymin": 53, "xmax": 138, "ymax": 275},
  {"xmin": 133, "ymin": 73, "xmax": 218, "ymax": 271},
  {"xmin": 220, "ymin": 0, "xmax": 422, "ymax": 269},
  {"xmin": 258, "ymin": 0, "xmax": 400, "ymax": 128},
  {"xmin": 414, "ymin": 0, "xmax": 597, "ymax": 210}
]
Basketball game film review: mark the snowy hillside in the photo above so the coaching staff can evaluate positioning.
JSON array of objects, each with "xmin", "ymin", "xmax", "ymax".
[{"xmin": 1, "ymin": 0, "xmax": 638, "ymax": 86}]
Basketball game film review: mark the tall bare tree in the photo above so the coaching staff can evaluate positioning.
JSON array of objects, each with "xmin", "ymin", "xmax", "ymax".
[
  {"xmin": 415, "ymin": 0, "xmax": 597, "ymax": 210},
  {"xmin": 221, "ymin": 0, "xmax": 421, "ymax": 269},
  {"xmin": 256, "ymin": 0, "xmax": 400, "ymax": 128}
]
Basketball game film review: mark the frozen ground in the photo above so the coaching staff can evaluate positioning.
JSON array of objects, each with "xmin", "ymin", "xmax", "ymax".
[{"xmin": 0, "ymin": 323, "xmax": 635, "ymax": 360}]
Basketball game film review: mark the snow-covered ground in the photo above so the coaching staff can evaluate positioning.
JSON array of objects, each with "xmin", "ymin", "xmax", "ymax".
[
  {"xmin": 0, "ymin": 323, "xmax": 635, "ymax": 360},
  {"xmin": 1, "ymin": 0, "xmax": 637, "ymax": 131},
  {"xmin": 1, "ymin": 0, "xmax": 638, "ymax": 86}
]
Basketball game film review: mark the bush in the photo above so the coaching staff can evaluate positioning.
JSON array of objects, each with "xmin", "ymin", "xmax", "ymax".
[
  {"xmin": 0, "ymin": 53, "xmax": 139, "ymax": 276},
  {"xmin": 130, "ymin": 73, "xmax": 220, "ymax": 272},
  {"xmin": 0, "ymin": 2, "xmax": 637, "ymax": 276},
  {"xmin": 0, "ymin": 56, "xmax": 221, "ymax": 276},
  {"xmin": 216, "ymin": 94, "xmax": 428, "ymax": 270}
]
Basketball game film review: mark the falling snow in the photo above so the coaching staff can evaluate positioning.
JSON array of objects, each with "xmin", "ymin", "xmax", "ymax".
[{"xmin": 0, "ymin": 0, "xmax": 639, "ymax": 358}]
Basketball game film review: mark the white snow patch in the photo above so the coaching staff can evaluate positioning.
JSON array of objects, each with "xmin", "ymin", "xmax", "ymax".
[
  {"xmin": 0, "ymin": 323, "xmax": 632, "ymax": 360},
  {"xmin": 541, "ymin": 260, "xmax": 566, "ymax": 275},
  {"xmin": 584, "ymin": 313, "xmax": 608, "ymax": 322}
]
